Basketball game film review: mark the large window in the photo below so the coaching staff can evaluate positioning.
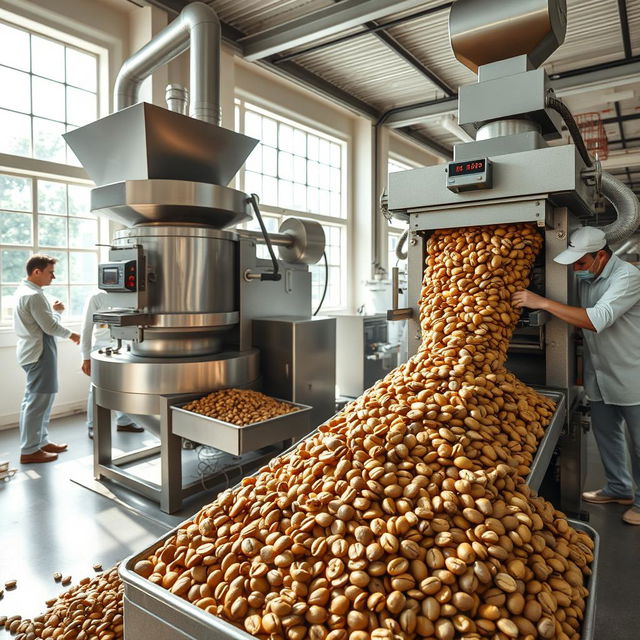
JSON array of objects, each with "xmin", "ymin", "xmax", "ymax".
[
  {"xmin": 0, "ymin": 174, "xmax": 99, "ymax": 325},
  {"xmin": 0, "ymin": 20, "xmax": 98, "ymax": 165},
  {"xmin": 235, "ymin": 99, "xmax": 348, "ymax": 310}
]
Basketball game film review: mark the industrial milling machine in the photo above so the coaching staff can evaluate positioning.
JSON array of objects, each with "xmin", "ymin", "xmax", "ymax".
[
  {"xmin": 64, "ymin": 2, "xmax": 336, "ymax": 514},
  {"xmin": 386, "ymin": 0, "xmax": 640, "ymax": 516}
]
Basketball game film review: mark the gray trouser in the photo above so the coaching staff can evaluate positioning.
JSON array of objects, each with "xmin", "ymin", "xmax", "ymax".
[
  {"xmin": 19, "ymin": 391, "xmax": 55, "ymax": 455},
  {"xmin": 86, "ymin": 384, "xmax": 134, "ymax": 430},
  {"xmin": 590, "ymin": 401, "xmax": 640, "ymax": 508}
]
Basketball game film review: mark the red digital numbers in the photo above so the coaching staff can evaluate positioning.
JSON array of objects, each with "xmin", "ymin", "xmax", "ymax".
[{"xmin": 453, "ymin": 160, "xmax": 484, "ymax": 174}]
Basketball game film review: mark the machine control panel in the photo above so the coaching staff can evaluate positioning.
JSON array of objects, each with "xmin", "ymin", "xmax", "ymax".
[
  {"xmin": 99, "ymin": 260, "xmax": 139, "ymax": 292},
  {"xmin": 446, "ymin": 157, "xmax": 493, "ymax": 193}
]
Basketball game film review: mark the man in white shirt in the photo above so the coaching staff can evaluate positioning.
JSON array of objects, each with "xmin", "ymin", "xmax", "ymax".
[
  {"xmin": 513, "ymin": 226, "xmax": 640, "ymax": 525},
  {"xmin": 81, "ymin": 291, "xmax": 142, "ymax": 439},
  {"xmin": 13, "ymin": 255, "xmax": 80, "ymax": 464}
]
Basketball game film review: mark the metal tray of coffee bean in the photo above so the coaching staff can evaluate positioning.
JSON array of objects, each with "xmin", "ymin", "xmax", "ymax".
[
  {"xmin": 171, "ymin": 388, "xmax": 313, "ymax": 456},
  {"xmin": 120, "ymin": 517, "xmax": 598, "ymax": 640}
]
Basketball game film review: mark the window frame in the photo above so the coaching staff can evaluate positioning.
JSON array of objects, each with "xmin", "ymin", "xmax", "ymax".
[
  {"xmin": 386, "ymin": 154, "xmax": 416, "ymax": 278},
  {"xmin": 235, "ymin": 96, "xmax": 351, "ymax": 312},
  {"xmin": 0, "ymin": 170, "xmax": 105, "ymax": 327}
]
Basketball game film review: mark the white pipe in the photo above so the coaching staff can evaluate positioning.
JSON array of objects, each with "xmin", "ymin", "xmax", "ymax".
[{"xmin": 440, "ymin": 114, "xmax": 474, "ymax": 143}]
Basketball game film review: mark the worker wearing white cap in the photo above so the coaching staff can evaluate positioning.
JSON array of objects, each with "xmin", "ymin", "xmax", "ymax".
[{"xmin": 513, "ymin": 226, "xmax": 640, "ymax": 526}]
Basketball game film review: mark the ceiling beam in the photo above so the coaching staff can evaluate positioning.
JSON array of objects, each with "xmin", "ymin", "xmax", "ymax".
[
  {"xmin": 614, "ymin": 101, "xmax": 633, "ymax": 188},
  {"xmin": 368, "ymin": 23, "xmax": 456, "ymax": 96},
  {"xmin": 240, "ymin": 0, "xmax": 429, "ymax": 61},
  {"xmin": 600, "ymin": 150, "xmax": 640, "ymax": 171},
  {"xmin": 398, "ymin": 127, "xmax": 452, "ymax": 160},
  {"xmin": 602, "ymin": 112, "xmax": 640, "ymax": 125},
  {"xmin": 617, "ymin": 0, "xmax": 633, "ymax": 59},
  {"xmin": 271, "ymin": 3, "xmax": 453, "ymax": 65}
]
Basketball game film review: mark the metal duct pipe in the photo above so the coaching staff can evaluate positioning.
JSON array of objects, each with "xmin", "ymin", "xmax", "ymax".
[
  {"xmin": 114, "ymin": 2, "xmax": 221, "ymax": 124},
  {"xmin": 600, "ymin": 172, "xmax": 640, "ymax": 244},
  {"xmin": 165, "ymin": 83, "xmax": 189, "ymax": 114},
  {"xmin": 614, "ymin": 237, "xmax": 639, "ymax": 256}
]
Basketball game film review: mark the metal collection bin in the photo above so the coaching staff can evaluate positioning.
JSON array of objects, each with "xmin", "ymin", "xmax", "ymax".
[
  {"xmin": 120, "ymin": 387, "xmax": 598, "ymax": 640},
  {"xmin": 120, "ymin": 519, "xmax": 599, "ymax": 640}
]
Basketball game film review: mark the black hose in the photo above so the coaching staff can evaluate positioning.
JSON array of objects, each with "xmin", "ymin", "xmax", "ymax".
[
  {"xmin": 248, "ymin": 193, "xmax": 281, "ymax": 281},
  {"xmin": 546, "ymin": 95, "xmax": 593, "ymax": 167},
  {"xmin": 313, "ymin": 251, "xmax": 328, "ymax": 316}
]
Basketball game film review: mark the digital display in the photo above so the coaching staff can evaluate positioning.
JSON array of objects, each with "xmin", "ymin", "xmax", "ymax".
[
  {"xmin": 102, "ymin": 267, "xmax": 120, "ymax": 285},
  {"xmin": 449, "ymin": 159, "xmax": 486, "ymax": 176}
]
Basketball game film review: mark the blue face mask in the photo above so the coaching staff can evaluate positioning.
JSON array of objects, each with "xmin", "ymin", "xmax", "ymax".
[{"xmin": 575, "ymin": 270, "xmax": 595, "ymax": 281}]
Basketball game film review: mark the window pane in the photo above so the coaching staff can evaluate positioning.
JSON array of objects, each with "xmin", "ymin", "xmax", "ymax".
[
  {"xmin": 38, "ymin": 180, "xmax": 67, "ymax": 214},
  {"xmin": 0, "ymin": 66, "xmax": 30, "ymax": 112},
  {"xmin": 262, "ymin": 176, "xmax": 277, "ymax": 205},
  {"xmin": 244, "ymin": 171, "xmax": 262, "ymax": 198},
  {"xmin": 278, "ymin": 151, "xmax": 293, "ymax": 181},
  {"xmin": 278, "ymin": 180, "xmax": 293, "ymax": 209},
  {"xmin": 65, "ymin": 48, "xmax": 97, "ymax": 92},
  {"xmin": 307, "ymin": 186, "xmax": 319, "ymax": 213},
  {"xmin": 66, "ymin": 86, "xmax": 97, "ymax": 126},
  {"xmin": 319, "ymin": 163, "xmax": 330, "ymax": 186},
  {"xmin": 262, "ymin": 117, "xmax": 277, "ymax": 146},
  {"xmin": 39, "ymin": 214, "xmax": 68, "ymax": 247},
  {"xmin": 0, "ymin": 211, "xmax": 32, "ymax": 245},
  {"xmin": 262, "ymin": 146, "xmax": 277, "ymax": 177},
  {"xmin": 67, "ymin": 184, "xmax": 91, "ymax": 216},
  {"xmin": 293, "ymin": 130, "xmax": 306, "ymax": 156},
  {"xmin": 33, "ymin": 118, "xmax": 66, "ymax": 162},
  {"xmin": 245, "ymin": 144, "xmax": 262, "ymax": 173},
  {"xmin": 330, "ymin": 190, "xmax": 341, "ymax": 216},
  {"xmin": 1, "ymin": 249, "xmax": 30, "ymax": 282},
  {"xmin": 307, "ymin": 135, "xmax": 319, "ymax": 161},
  {"xmin": 0, "ymin": 175, "xmax": 32, "ymax": 212},
  {"xmin": 330, "ymin": 167, "xmax": 341, "ymax": 193},
  {"xmin": 319, "ymin": 189, "xmax": 331, "ymax": 216},
  {"xmin": 46, "ymin": 250, "xmax": 68, "ymax": 283},
  {"xmin": 330, "ymin": 143, "xmax": 341, "ymax": 168},
  {"xmin": 0, "ymin": 24, "xmax": 30, "ymax": 71},
  {"xmin": 45, "ymin": 285, "xmax": 68, "ymax": 309},
  {"xmin": 307, "ymin": 160, "xmax": 319, "ymax": 187},
  {"xmin": 70, "ymin": 251, "xmax": 97, "ymax": 283},
  {"xmin": 65, "ymin": 124, "xmax": 82, "ymax": 167},
  {"xmin": 293, "ymin": 156, "xmax": 306, "ymax": 184},
  {"xmin": 245, "ymin": 111, "xmax": 261, "ymax": 140},
  {"xmin": 32, "ymin": 76, "xmax": 66, "ymax": 122},
  {"xmin": 0, "ymin": 109, "xmax": 31, "ymax": 156},
  {"xmin": 70, "ymin": 285, "xmax": 95, "ymax": 317},
  {"xmin": 69, "ymin": 218, "xmax": 97, "ymax": 248},
  {"xmin": 32, "ymin": 35, "xmax": 65, "ymax": 82},
  {"xmin": 279, "ymin": 124, "xmax": 294, "ymax": 153},
  {"xmin": 1, "ymin": 285, "xmax": 18, "ymax": 323},
  {"xmin": 293, "ymin": 183, "xmax": 306, "ymax": 211},
  {"xmin": 318, "ymin": 139, "xmax": 331, "ymax": 164}
]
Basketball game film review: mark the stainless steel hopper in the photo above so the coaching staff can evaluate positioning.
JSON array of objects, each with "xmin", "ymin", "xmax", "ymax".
[{"xmin": 63, "ymin": 102, "xmax": 258, "ymax": 228}]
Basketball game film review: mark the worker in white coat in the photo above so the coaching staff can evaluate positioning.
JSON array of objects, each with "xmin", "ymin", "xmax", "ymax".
[
  {"xmin": 13, "ymin": 255, "xmax": 80, "ymax": 464},
  {"xmin": 81, "ymin": 291, "xmax": 142, "ymax": 439},
  {"xmin": 513, "ymin": 226, "xmax": 640, "ymax": 526}
]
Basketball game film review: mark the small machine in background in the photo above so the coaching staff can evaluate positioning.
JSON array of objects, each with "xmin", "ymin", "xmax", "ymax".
[{"xmin": 332, "ymin": 314, "xmax": 400, "ymax": 399}]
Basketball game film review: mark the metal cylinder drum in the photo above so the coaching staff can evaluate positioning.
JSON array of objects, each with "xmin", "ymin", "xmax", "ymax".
[
  {"xmin": 113, "ymin": 223, "xmax": 238, "ymax": 356},
  {"xmin": 476, "ymin": 119, "xmax": 542, "ymax": 141}
]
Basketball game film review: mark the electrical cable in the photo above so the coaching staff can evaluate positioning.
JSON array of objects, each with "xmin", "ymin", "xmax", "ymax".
[
  {"xmin": 313, "ymin": 251, "xmax": 328, "ymax": 316},
  {"xmin": 546, "ymin": 95, "xmax": 593, "ymax": 167},
  {"xmin": 248, "ymin": 193, "xmax": 281, "ymax": 281}
]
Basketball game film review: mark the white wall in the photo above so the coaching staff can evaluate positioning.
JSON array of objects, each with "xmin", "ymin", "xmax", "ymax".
[{"xmin": 0, "ymin": 1, "xmax": 442, "ymax": 429}]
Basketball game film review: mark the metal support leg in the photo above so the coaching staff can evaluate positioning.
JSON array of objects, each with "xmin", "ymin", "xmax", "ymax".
[
  {"xmin": 559, "ymin": 412, "xmax": 585, "ymax": 517},
  {"xmin": 160, "ymin": 395, "xmax": 183, "ymax": 514},
  {"xmin": 93, "ymin": 384, "xmax": 112, "ymax": 480}
]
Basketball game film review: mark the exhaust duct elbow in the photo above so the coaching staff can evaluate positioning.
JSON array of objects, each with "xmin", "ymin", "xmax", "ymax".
[
  {"xmin": 600, "ymin": 172, "xmax": 640, "ymax": 245},
  {"xmin": 114, "ymin": 2, "xmax": 221, "ymax": 125}
]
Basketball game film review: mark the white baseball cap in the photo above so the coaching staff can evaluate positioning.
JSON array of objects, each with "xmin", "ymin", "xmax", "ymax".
[{"xmin": 554, "ymin": 227, "xmax": 607, "ymax": 265}]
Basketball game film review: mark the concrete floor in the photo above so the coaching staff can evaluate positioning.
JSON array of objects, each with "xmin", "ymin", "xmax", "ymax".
[{"xmin": 0, "ymin": 413, "xmax": 639, "ymax": 638}]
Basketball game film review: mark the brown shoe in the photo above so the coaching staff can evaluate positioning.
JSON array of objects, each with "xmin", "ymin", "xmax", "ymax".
[
  {"xmin": 623, "ymin": 507, "xmax": 640, "ymax": 525},
  {"xmin": 117, "ymin": 423, "xmax": 144, "ymax": 433},
  {"xmin": 20, "ymin": 450, "xmax": 58, "ymax": 464},
  {"xmin": 42, "ymin": 442, "xmax": 68, "ymax": 454}
]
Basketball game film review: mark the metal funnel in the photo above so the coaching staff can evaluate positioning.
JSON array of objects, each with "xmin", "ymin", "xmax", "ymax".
[{"xmin": 63, "ymin": 102, "xmax": 258, "ymax": 188}]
